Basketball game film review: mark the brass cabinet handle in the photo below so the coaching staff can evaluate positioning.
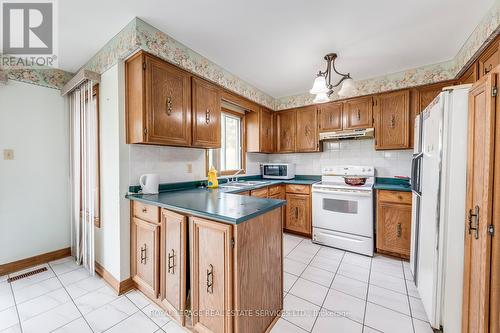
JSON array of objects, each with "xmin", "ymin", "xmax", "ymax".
[
  {"xmin": 205, "ymin": 109, "xmax": 211, "ymax": 124},
  {"xmin": 206, "ymin": 264, "xmax": 214, "ymax": 294},
  {"xmin": 142, "ymin": 208, "xmax": 147, "ymax": 213},
  {"xmin": 140, "ymin": 244, "xmax": 147, "ymax": 264},
  {"xmin": 357, "ymin": 109, "xmax": 361, "ymax": 120},
  {"xmin": 390, "ymin": 115, "xmax": 396, "ymax": 128},
  {"xmin": 166, "ymin": 96, "xmax": 173, "ymax": 115},
  {"xmin": 168, "ymin": 249, "xmax": 175, "ymax": 274},
  {"xmin": 397, "ymin": 223, "xmax": 402, "ymax": 238},
  {"xmin": 295, "ymin": 207, "xmax": 299, "ymax": 219},
  {"xmin": 485, "ymin": 64, "xmax": 493, "ymax": 75},
  {"xmin": 468, "ymin": 205, "xmax": 480, "ymax": 240}
]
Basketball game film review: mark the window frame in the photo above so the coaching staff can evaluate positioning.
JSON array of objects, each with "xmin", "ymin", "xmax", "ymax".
[{"xmin": 206, "ymin": 108, "xmax": 246, "ymax": 176}]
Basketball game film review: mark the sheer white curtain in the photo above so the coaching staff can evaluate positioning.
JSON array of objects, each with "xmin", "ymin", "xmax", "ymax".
[{"xmin": 69, "ymin": 80, "xmax": 99, "ymax": 274}]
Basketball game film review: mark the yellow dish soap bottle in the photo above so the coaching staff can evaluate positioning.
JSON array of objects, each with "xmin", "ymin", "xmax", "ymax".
[{"xmin": 207, "ymin": 166, "xmax": 219, "ymax": 189}]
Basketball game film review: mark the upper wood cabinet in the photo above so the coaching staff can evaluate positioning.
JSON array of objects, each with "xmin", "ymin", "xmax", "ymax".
[
  {"xmin": 459, "ymin": 63, "xmax": 479, "ymax": 84},
  {"xmin": 413, "ymin": 81, "xmax": 453, "ymax": 115},
  {"xmin": 246, "ymin": 107, "xmax": 274, "ymax": 153},
  {"xmin": 478, "ymin": 38, "xmax": 499, "ymax": 78},
  {"xmin": 126, "ymin": 51, "xmax": 192, "ymax": 146},
  {"xmin": 374, "ymin": 90, "xmax": 410, "ymax": 150},
  {"xmin": 160, "ymin": 209, "xmax": 187, "ymax": 325},
  {"xmin": 318, "ymin": 102, "xmax": 343, "ymax": 132},
  {"xmin": 276, "ymin": 109, "xmax": 296, "ymax": 153},
  {"xmin": 343, "ymin": 96, "xmax": 373, "ymax": 130},
  {"xmin": 296, "ymin": 105, "xmax": 319, "ymax": 152},
  {"xmin": 191, "ymin": 77, "xmax": 221, "ymax": 148}
]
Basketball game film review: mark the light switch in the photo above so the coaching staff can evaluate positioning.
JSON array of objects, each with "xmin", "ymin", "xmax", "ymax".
[{"xmin": 3, "ymin": 149, "xmax": 14, "ymax": 160}]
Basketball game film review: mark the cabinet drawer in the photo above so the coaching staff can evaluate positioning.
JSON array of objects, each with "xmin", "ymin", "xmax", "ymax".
[
  {"xmin": 286, "ymin": 184, "xmax": 310, "ymax": 194},
  {"xmin": 378, "ymin": 190, "xmax": 411, "ymax": 205},
  {"xmin": 133, "ymin": 202, "xmax": 160, "ymax": 223},
  {"xmin": 268, "ymin": 185, "xmax": 283, "ymax": 196},
  {"xmin": 251, "ymin": 187, "xmax": 268, "ymax": 198}
]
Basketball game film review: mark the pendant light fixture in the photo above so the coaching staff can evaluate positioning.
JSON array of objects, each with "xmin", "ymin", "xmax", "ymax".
[{"xmin": 310, "ymin": 53, "xmax": 356, "ymax": 102}]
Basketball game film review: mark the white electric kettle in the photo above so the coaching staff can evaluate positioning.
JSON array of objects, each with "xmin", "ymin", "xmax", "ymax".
[{"xmin": 139, "ymin": 174, "xmax": 160, "ymax": 194}]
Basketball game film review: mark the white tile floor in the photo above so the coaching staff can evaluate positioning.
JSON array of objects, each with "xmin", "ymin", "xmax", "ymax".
[{"xmin": 0, "ymin": 234, "xmax": 434, "ymax": 333}]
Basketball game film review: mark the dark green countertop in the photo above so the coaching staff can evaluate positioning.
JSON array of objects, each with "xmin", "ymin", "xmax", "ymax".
[
  {"xmin": 126, "ymin": 175, "xmax": 320, "ymax": 224},
  {"xmin": 374, "ymin": 177, "xmax": 411, "ymax": 192}
]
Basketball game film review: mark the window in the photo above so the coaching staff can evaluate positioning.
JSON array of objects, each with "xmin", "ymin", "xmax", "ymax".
[{"xmin": 207, "ymin": 109, "xmax": 245, "ymax": 175}]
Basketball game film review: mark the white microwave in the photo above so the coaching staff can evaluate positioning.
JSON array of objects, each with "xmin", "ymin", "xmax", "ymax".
[{"xmin": 261, "ymin": 163, "xmax": 296, "ymax": 179}]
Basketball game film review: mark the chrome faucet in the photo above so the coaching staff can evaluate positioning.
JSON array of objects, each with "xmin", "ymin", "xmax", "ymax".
[{"xmin": 228, "ymin": 169, "xmax": 244, "ymax": 183}]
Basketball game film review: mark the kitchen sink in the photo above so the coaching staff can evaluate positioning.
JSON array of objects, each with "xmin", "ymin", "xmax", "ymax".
[{"xmin": 219, "ymin": 180, "xmax": 271, "ymax": 189}]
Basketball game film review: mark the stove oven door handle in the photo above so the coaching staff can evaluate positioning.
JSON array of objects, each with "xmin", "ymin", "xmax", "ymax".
[{"xmin": 312, "ymin": 189, "xmax": 372, "ymax": 197}]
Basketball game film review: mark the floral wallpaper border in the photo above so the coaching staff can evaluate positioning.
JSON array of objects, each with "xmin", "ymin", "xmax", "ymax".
[{"xmin": 2, "ymin": 1, "xmax": 499, "ymax": 105}]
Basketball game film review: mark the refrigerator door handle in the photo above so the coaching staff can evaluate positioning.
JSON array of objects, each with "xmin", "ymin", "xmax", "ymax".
[{"xmin": 411, "ymin": 153, "xmax": 423, "ymax": 196}]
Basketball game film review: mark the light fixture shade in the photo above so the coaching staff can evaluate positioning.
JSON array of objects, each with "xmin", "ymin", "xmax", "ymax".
[
  {"xmin": 310, "ymin": 75, "xmax": 329, "ymax": 95},
  {"xmin": 337, "ymin": 78, "xmax": 356, "ymax": 97},
  {"xmin": 313, "ymin": 92, "xmax": 330, "ymax": 104}
]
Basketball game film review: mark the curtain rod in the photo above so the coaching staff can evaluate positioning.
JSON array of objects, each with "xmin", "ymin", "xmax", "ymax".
[{"xmin": 61, "ymin": 69, "xmax": 100, "ymax": 96}]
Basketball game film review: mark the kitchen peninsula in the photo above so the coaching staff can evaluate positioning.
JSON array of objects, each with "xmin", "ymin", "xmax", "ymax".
[{"xmin": 126, "ymin": 180, "xmax": 288, "ymax": 333}]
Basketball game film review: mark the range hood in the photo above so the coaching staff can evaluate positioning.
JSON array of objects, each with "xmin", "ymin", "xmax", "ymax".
[{"xmin": 319, "ymin": 128, "xmax": 374, "ymax": 141}]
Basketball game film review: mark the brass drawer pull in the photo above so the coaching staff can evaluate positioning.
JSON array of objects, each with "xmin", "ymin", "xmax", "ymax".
[
  {"xmin": 168, "ymin": 249, "xmax": 175, "ymax": 274},
  {"xmin": 397, "ymin": 223, "xmax": 402, "ymax": 238},
  {"xmin": 357, "ymin": 109, "xmax": 361, "ymax": 120},
  {"xmin": 206, "ymin": 264, "xmax": 214, "ymax": 294},
  {"xmin": 205, "ymin": 109, "xmax": 211, "ymax": 124},
  {"xmin": 140, "ymin": 244, "xmax": 147, "ymax": 264},
  {"xmin": 468, "ymin": 205, "xmax": 480, "ymax": 240},
  {"xmin": 142, "ymin": 207, "xmax": 147, "ymax": 213},
  {"xmin": 390, "ymin": 115, "xmax": 396, "ymax": 128},
  {"xmin": 166, "ymin": 96, "xmax": 173, "ymax": 115}
]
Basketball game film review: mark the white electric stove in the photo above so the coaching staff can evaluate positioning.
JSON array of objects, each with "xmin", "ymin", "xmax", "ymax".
[{"xmin": 312, "ymin": 166, "xmax": 375, "ymax": 256}]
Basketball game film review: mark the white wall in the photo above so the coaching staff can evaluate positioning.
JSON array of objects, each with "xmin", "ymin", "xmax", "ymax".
[
  {"xmin": 268, "ymin": 139, "xmax": 412, "ymax": 177},
  {"xmin": 95, "ymin": 63, "xmax": 131, "ymax": 281},
  {"xmin": 0, "ymin": 81, "xmax": 70, "ymax": 264}
]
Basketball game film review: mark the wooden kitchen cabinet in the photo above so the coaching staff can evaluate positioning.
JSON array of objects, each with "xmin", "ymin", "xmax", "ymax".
[
  {"xmin": 284, "ymin": 192, "xmax": 311, "ymax": 237},
  {"xmin": 190, "ymin": 217, "xmax": 233, "ymax": 333},
  {"xmin": 318, "ymin": 102, "xmax": 343, "ymax": 132},
  {"xmin": 131, "ymin": 216, "xmax": 160, "ymax": 299},
  {"xmin": 478, "ymin": 37, "xmax": 500, "ymax": 78},
  {"xmin": 343, "ymin": 96, "xmax": 373, "ymax": 130},
  {"xmin": 296, "ymin": 105, "xmax": 319, "ymax": 152},
  {"xmin": 276, "ymin": 109, "xmax": 296, "ymax": 153},
  {"xmin": 160, "ymin": 209, "xmax": 187, "ymax": 325},
  {"xmin": 458, "ymin": 63, "xmax": 479, "ymax": 84},
  {"xmin": 374, "ymin": 90, "xmax": 410, "ymax": 150},
  {"xmin": 376, "ymin": 190, "xmax": 412, "ymax": 259},
  {"xmin": 250, "ymin": 187, "xmax": 268, "ymax": 198},
  {"xmin": 246, "ymin": 107, "xmax": 274, "ymax": 153},
  {"xmin": 191, "ymin": 77, "xmax": 221, "ymax": 148},
  {"xmin": 126, "ymin": 51, "xmax": 192, "ymax": 146}
]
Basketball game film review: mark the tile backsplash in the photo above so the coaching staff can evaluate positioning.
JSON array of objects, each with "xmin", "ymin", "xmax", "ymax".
[
  {"xmin": 268, "ymin": 139, "xmax": 413, "ymax": 178},
  {"xmin": 129, "ymin": 144, "xmax": 268, "ymax": 185}
]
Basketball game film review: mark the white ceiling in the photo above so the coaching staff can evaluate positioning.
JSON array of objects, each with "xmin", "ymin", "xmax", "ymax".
[{"xmin": 59, "ymin": 0, "xmax": 494, "ymax": 97}]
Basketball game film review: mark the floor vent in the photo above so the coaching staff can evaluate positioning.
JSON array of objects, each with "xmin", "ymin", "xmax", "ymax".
[{"xmin": 7, "ymin": 267, "xmax": 48, "ymax": 282}]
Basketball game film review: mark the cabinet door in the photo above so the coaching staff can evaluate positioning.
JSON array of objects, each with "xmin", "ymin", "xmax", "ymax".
[
  {"xmin": 160, "ymin": 209, "xmax": 187, "ymax": 324},
  {"xmin": 132, "ymin": 218, "xmax": 160, "ymax": 298},
  {"xmin": 376, "ymin": 202, "xmax": 411, "ymax": 258},
  {"xmin": 192, "ymin": 77, "xmax": 221, "ymax": 148},
  {"xmin": 285, "ymin": 194, "xmax": 311, "ymax": 236},
  {"xmin": 343, "ymin": 96, "xmax": 373, "ymax": 129},
  {"xmin": 459, "ymin": 63, "xmax": 479, "ymax": 85},
  {"xmin": 374, "ymin": 90, "xmax": 410, "ymax": 150},
  {"xmin": 260, "ymin": 108, "xmax": 274, "ymax": 153},
  {"xmin": 276, "ymin": 110, "xmax": 296, "ymax": 153},
  {"xmin": 191, "ymin": 217, "xmax": 233, "ymax": 333},
  {"xmin": 318, "ymin": 102, "xmax": 342, "ymax": 132},
  {"xmin": 296, "ymin": 106, "xmax": 319, "ymax": 152},
  {"xmin": 146, "ymin": 55, "xmax": 191, "ymax": 146},
  {"xmin": 478, "ymin": 39, "xmax": 499, "ymax": 78}
]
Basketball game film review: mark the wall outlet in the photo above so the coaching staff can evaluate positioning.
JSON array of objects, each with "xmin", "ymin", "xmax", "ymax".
[
  {"xmin": 3, "ymin": 149, "xmax": 14, "ymax": 160},
  {"xmin": 187, "ymin": 163, "xmax": 192, "ymax": 173}
]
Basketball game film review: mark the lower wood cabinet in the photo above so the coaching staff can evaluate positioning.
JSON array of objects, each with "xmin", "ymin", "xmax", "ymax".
[
  {"xmin": 250, "ymin": 187, "xmax": 268, "ymax": 198},
  {"xmin": 190, "ymin": 217, "xmax": 233, "ymax": 333},
  {"xmin": 160, "ymin": 209, "xmax": 187, "ymax": 325},
  {"xmin": 375, "ymin": 190, "xmax": 412, "ymax": 259},
  {"xmin": 131, "ymin": 217, "xmax": 160, "ymax": 298},
  {"xmin": 285, "ymin": 194, "xmax": 311, "ymax": 237}
]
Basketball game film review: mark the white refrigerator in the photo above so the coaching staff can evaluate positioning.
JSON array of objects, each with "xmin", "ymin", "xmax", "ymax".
[{"xmin": 410, "ymin": 85, "xmax": 470, "ymax": 332}]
